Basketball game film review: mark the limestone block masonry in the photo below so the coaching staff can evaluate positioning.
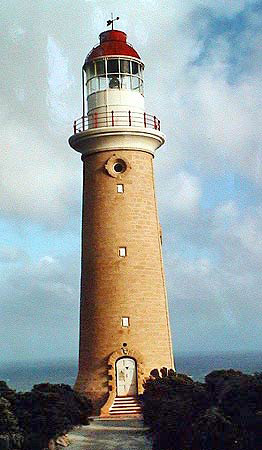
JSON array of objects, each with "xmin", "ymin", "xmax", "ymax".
[{"xmin": 69, "ymin": 28, "xmax": 175, "ymax": 416}]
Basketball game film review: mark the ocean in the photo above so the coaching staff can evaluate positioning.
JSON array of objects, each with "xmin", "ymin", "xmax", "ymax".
[{"xmin": 1, "ymin": 351, "xmax": 262, "ymax": 392}]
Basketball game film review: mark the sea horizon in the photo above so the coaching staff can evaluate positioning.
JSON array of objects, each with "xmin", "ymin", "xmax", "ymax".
[{"xmin": 1, "ymin": 350, "xmax": 262, "ymax": 393}]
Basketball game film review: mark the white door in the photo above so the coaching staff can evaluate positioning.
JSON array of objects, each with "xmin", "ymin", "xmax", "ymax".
[{"xmin": 116, "ymin": 358, "xmax": 137, "ymax": 396}]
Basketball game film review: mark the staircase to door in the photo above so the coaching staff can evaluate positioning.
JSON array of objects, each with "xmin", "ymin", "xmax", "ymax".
[{"xmin": 109, "ymin": 396, "xmax": 142, "ymax": 415}]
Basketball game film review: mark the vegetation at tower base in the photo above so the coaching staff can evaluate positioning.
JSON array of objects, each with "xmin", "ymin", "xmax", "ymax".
[
  {"xmin": 141, "ymin": 368, "xmax": 262, "ymax": 450},
  {"xmin": 0, "ymin": 381, "xmax": 92, "ymax": 450}
]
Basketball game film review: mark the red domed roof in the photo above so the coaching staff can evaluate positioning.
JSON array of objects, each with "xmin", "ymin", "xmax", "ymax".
[{"xmin": 85, "ymin": 30, "xmax": 141, "ymax": 62}]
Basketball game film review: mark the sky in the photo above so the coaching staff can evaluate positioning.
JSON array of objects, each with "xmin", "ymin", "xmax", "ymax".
[{"xmin": 0, "ymin": 0, "xmax": 261, "ymax": 363}]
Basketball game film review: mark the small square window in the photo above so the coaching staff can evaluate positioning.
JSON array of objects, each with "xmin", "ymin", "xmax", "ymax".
[
  {"xmin": 122, "ymin": 317, "xmax": 129, "ymax": 327},
  {"xmin": 117, "ymin": 184, "xmax": 124, "ymax": 193},
  {"xmin": 119, "ymin": 247, "xmax": 127, "ymax": 257}
]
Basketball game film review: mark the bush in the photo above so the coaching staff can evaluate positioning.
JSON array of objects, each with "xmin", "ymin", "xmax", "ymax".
[
  {"xmin": 193, "ymin": 407, "xmax": 244, "ymax": 450},
  {"xmin": 0, "ymin": 381, "xmax": 92, "ymax": 450},
  {"xmin": 0, "ymin": 396, "xmax": 24, "ymax": 450},
  {"xmin": 142, "ymin": 368, "xmax": 262, "ymax": 450},
  {"xmin": 142, "ymin": 369, "xmax": 210, "ymax": 450},
  {"xmin": 205, "ymin": 369, "xmax": 247, "ymax": 403}
]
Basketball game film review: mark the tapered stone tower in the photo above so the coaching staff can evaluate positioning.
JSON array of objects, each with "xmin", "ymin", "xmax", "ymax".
[{"xmin": 69, "ymin": 24, "xmax": 174, "ymax": 416}]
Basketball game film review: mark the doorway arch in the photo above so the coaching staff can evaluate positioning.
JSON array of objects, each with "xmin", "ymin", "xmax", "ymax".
[
  {"xmin": 115, "ymin": 357, "xmax": 138, "ymax": 396},
  {"xmin": 100, "ymin": 348, "xmax": 144, "ymax": 416}
]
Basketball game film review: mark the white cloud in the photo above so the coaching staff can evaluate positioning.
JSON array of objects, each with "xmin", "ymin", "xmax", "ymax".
[
  {"xmin": 47, "ymin": 36, "xmax": 74, "ymax": 124},
  {"xmin": 231, "ymin": 215, "xmax": 262, "ymax": 258},
  {"xmin": 214, "ymin": 201, "xmax": 239, "ymax": 221},
  {"xmin": 0, "ymin": 113, "xmax": 80, "ymax": 227},
  {"xmin": 168, "ymin": 171, "xmax": 201, "ymax": 215},
  {"xmin": 0, "ymin": 252, "xmax": 79, "ymax": 362},
  {"xmin": 0, "ymin": 245, "xmax": 24, "ymax": 263}
]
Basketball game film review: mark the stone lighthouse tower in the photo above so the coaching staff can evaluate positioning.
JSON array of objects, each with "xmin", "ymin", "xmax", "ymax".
[{"xmin": 69, "ymin": 22, "xmax": 174, "ymax": 416}]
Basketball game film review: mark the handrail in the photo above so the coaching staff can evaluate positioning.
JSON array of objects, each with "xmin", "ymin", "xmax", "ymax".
[{"xmin": 73, "ymin": 110, "xmax": 161, "ymax": 133}]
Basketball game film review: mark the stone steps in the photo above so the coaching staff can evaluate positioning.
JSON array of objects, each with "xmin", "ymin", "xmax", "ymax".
[{"xmin": 109, "ymin": 396, "xmax": 142, "ymax": 416}]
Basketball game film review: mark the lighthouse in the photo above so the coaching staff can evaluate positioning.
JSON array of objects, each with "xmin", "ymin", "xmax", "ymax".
[{"xmin": 69, "ymin": 21, "xmax": 174, "ymax": 416}]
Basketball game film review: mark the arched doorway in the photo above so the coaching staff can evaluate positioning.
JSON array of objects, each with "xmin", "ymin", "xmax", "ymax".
[{"xmin": 116, "ymin": 357, "xmax": 137, "ymax": 396}]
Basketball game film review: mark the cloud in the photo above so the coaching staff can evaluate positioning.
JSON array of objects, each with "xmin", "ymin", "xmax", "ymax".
[
  {"xmin": 164, "ymin": 195, "xmax": 262, "ymax": 353},
  {"xmin": 158, "ymin": 171, "xmax": 201, "ymax": 217},
  {"xmin": 0, "ymin": 252, "xmax": 80, "ymax": 363},
  {"xmin": 213, "ymin": 201, "xmax": 239, "ymax": 222},
  {"xmin": 0, "ymin": 245, "xmax": 25, "ymax": 263},
  {"xmin": 0, "ymin": 107, "xmax": 81, "ymax": 227},
  {"xmin": 151, "ymin": 2, "xmax": 262, "ymax": 184}
]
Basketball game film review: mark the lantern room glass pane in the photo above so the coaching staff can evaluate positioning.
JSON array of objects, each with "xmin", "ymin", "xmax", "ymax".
[
  {"xmin": 121, "ymin": 75, "xmax": 131, "ymax": 90},
  {"xmin": 99, "ymin": 76, "xmax": 107, "ymax": 90},
  {"xmin": 131, "ymin": 76, "xmax": 139, "ymax": 90},
  {"xmin": 120, "ymin": 59, "xmax": 131, "ymax": 74},
  {"xmin": 86, "ymin": 79, "xmax": 91, "ymax": 95},
  {"xmin": 108, "ymin": 75, "xmax": 120, "ymax": 89},
  {"xmin": 131, "ymin": 61, "xmax": 138, "ymax": 75},
  {"xmin": 96, "ymin": 60, "xmax": 105, "ymax": 75},
  {"xmin": 88, "ymin": 62, "xmax": 95, "ymax": 78},
  {"xmin": 107, "ymin": 59, "xmax": 119, "ymax": 73},
  {"xmin": 90, "ymin": 77, "xmax": 98, "ymax": 93},
  {"xmin": 139, "ymin": 80, "xmax": 144, "ymax": 95}
]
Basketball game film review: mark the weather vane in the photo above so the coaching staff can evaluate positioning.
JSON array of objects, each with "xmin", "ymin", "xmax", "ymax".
[{"xmin": 107, "ymin": 13, "xmax": 119, "ymax": 30}]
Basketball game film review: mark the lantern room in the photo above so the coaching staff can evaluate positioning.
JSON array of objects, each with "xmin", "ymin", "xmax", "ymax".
[
  {"xmin": 84, "ymin": 57, "xmax": 144, "ymax": 96},
  {"xmin": 81, "ymin": 29, "xmax": 145, "ymax": 127},
  {"xmin": 71, "ymin": 26, "xmax": 162, "ymax": 136}
]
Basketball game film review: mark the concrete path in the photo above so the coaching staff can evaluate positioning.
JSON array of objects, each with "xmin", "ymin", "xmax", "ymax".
[{"xmin": 68, "ymin": 418, "xmax": 152, "ymax": 450}]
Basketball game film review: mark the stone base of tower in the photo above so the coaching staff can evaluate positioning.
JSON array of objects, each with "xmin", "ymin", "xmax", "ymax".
[
  {"xmin": 74, "ymin": 347, "xmax": 175, "ymax": 418},
  {"xmin": 74, "ymin": 378, "xmax": 107, "ymax": 416}
]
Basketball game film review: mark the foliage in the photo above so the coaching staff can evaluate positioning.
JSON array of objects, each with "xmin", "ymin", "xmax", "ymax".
[
  {"xmin": 205, "ymin": 369, "xmax": 247, "ymax": 403},
  {"xmin": 193, "ymin": 406, "xmax": 244, "ymax": 450},
  {"xmin": 0, "ymin": 397, "xmax": 20, "ymax": 433},
  {"xmin": 142, "ymin": 368, "xmax": 262, "ymax": 450},
  {"xmin": 142, "ymin": 369, "xmax": 210, "ymax": 450},
  {"xmin": 0, "ymin": 382, "xmax": 92, "ymax": 450},
  {"xmin": 0, "ymin": 383, "xmax": 16, "ymax": 406},
  {"xmin": 0, "ymin": 396, "xmax": 24, "ymax": 450}
]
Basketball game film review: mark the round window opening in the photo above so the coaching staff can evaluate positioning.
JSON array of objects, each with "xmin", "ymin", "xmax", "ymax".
[
  {"xmin": 105, "ymin": 156, "xmax": 130, "ymax": 178},
  {"xmin": 113, "ymin": 161, "xmax": 126, "ymax": 174}
]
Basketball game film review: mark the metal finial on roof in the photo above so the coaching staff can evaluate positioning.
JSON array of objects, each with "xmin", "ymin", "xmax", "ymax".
[{"xmin": 107, "ymin": 13, "xmax": 119, "ymax": 30}]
